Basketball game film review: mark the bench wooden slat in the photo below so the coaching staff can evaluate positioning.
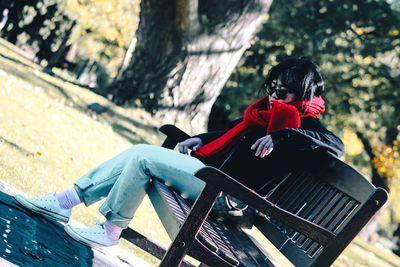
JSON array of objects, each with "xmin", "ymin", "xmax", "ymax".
[
  {"xmin": 272, "ymin": 173, "xmax": 304, "ymax": 205},
  {"xmin": 330, "ymin": 200, "xmax": 359, "ymax": 233},
  {"xmin": 320, "ymin": 195, "xmax": 351, "ymax": 229},
  {"xmin": 165, "ymin": 180, "xmax": 244, "ymax": 265},
  {"xmin": 278, "ymin": 173, "xmax": 311, "ymax": 208},
  {"xmin": 169, "ymin": 187, "xmax": 230, "ymax": 256},
  {"xmin": 195, "ymin": 167, "xmax": 336, "ymax": 245},
  {"xmin": 149, "ymin": 179, "xmax": 241, "ymax": 266},
  {"xmin": 189, "ymin": 241, "xmax": 233, "ymax": 267},
  {"xmin": 281, "ymin": 175, "xmax": 316, "ymax": 214},
  {"xmin": 121, "ymin": 227, "xmax": 167, "ymax": 260},
  {"xmin": 149, "ymin": 178, "xmax": 217, "ymax": 255},
  {"xmin": 286, "ymin": 180, "xmax": 329, "ymax": 238},
  {"xmin": 312, "ymin": 188, "xmax": 388, "ymax": 266},
  {"xmin": 223, "ymin": 225, "xmax": 277, "ymax": 267},
  {"xmin": 294, "ymin": 196, "xmax": 351, "ymax": 255},
  {"xmin": 310, "ymin": 159, "xmax": 375, "ymax": 203}
]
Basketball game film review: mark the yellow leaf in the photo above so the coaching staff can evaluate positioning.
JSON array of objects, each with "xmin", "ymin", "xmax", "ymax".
[
  {"xmin": 390, "ymin": 29, "xmax": 399, "ymax": 36},
  {"xmin": 342, "ymin": 129, "xmax": 364, "ymax": 156},
  {"xmin": 356, "ymin": 28, "xmax": 363, "ymax": 35}
]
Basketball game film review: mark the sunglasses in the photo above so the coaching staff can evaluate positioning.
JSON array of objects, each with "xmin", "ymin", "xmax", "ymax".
[{"xmin": 269, "ymin": 88, "xmax": 292, "ymax": 99}]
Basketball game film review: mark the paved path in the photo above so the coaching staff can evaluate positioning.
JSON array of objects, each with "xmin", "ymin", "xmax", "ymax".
[{"xmin": 0, "ymin": 180, "xmax": 151, "ymax": 267}]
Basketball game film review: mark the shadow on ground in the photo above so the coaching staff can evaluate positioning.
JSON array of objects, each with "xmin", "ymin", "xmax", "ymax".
[
  {"xmin": 0, "ymin": 191, "xmax": 94, "ymax": 266},
  {"xmin": 0, "ymin": 49, "xmax": 160, "ymax": 146}
]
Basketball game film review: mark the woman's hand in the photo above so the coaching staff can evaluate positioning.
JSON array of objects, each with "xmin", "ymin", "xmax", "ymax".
[
  {"xmin": 179, "ymin": 137, "xmax": 203, "ymax": 154},
  {"xmin": 251, "ymin": 135, "xmax": 274, "ymax": 158}
]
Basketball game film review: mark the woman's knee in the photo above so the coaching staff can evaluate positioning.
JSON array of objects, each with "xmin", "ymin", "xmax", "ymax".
[
  {"xmin": 125, "ymin": 144, "xmax": 168, "ymax": 167},
  {"xmin": 126, "ymin": 144, "xmax": 154, "ymax": 158}
]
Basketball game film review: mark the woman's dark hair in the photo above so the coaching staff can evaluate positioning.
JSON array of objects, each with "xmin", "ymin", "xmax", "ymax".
[{"xmin": 261, "ymin": 57, "xmax": 324, "ymax": 101}]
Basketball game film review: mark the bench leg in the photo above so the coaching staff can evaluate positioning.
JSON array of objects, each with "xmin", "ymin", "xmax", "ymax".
[
  {"xmin": 159, "ymin": 183, "xmax": 220, "ymax": 267},
  {"xmin": 121, "ymin": 227, "xmax": 166, "ymax": 260},
  {"xmin": 121, "ymin": 227, "xmax": 196, "ymax": 267}
]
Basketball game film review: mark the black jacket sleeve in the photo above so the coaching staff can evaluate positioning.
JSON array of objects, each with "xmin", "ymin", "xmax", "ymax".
[
  {"xmin": 269, "ymin": 117, "xmax": 345, "ymax": 158},
  {"xmin": 196, "ymin": 131, "xmax": 225, "ymax": 145}
]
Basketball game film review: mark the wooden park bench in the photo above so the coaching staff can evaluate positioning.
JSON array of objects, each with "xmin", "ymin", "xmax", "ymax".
[{"xmin": 121, "ymin": 125, "xmax": 388, "ymax": 267}]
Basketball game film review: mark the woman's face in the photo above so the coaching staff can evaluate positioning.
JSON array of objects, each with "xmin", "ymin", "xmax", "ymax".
[{"xmin": 269, "ymin": 80, "xmax": 297, "ymax": 104}]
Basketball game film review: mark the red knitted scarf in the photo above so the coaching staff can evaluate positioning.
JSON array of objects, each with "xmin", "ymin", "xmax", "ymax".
[{"xmin": 194, "ymin": 96, "xmax": 325, "ymax": 158}]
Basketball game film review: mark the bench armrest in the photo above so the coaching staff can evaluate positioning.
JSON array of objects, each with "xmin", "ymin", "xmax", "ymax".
[
  {"xmin": 195, "ymin": 166, "xmax": 335, "ymax": 245},
  {"xmin": 159, "ymin": 124, "xmax": 191, "ymax": 149}
]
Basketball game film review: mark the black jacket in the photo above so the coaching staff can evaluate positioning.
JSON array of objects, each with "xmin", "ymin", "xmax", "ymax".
[{"xmin": 192, "ymin": 117, "xmax": 344, "ymax": 195}]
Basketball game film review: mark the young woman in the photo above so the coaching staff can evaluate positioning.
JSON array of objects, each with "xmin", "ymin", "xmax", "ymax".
[{"xmin": 15, "ymin": 57, "xmax": 344, "ymax": 248}]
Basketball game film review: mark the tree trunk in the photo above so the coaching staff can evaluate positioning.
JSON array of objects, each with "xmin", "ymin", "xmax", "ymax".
[
  {"xmin": 356, "ymin": 130, "xmax": 393, "ymax": 242},
  {"xmin": 356, "ymin": 131, "xmax": 389, "ymax": 191},
  {"xmin": 114, "ymin": 37, "xmax": 137, "ymax": 82},
  {"xmin": 107, "ymin": 0, "xmax": 273, "ymax": 133},
  {"xmin": 46, "ymin": 21, "xmax": 76, "ymax": 69}
]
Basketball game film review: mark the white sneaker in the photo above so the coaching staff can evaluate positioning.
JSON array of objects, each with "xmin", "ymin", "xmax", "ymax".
[
  {"xmin": 15, "ymin": 193, "xmax": 71, "ymax": 223},
  {"xmin": 64, "ymin": 221, "xmax": 119, "ymax": 248}
]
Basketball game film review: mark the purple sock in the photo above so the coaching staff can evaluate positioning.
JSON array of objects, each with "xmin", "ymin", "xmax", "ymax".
[
  {"xmin": 55, "ymin": 188, "xmax": 81, "ymax": 209},
  {"xmin": 104, "ymin": 221, "xmax": 123, "ymax": 241}
]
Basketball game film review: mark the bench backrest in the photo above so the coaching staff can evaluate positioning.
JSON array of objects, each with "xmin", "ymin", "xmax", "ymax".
[
  {"xmin": 157, "ymin": 125, "xmax": 387, "ymax": 266},
  {"xmin": 254, "ymin": 152, "xmax": 387, "ymax": 266}
]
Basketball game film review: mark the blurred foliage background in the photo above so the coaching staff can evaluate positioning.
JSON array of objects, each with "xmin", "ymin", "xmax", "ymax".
[
  {"xmin": 210, "ymin": 0, "xmax": 400, "ymax": 252},
  {"xmin": 1, "ymin": 0, "xmax": 400, "ymax": 263},
  {"xmin": 0, "ymin": 0, "xmax": 140, "ymax": 87}
]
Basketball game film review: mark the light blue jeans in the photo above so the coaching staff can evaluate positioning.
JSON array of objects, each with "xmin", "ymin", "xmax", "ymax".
[{"xmin": 74, "ymin": 144, "xmax": 206, "ymax": 228}]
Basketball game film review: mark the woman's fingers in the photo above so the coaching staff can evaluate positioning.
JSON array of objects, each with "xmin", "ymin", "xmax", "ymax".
[
  {"xmin": 255, "ymin": 140, "xmax": 269, "ymax": 157},
  {"xmin": 252, "ymin": 136, "xmax": 273, "ymax": 158},
  {"xmin": 179, "ymin": 143, "xmax": 188, "ymax": 154},
  {"xmin": 179, "ymin": 140, "xmax": 190, "ymax": 154},
  {"xmin": 261, "ymin": 147, "xmax": 273, "ymax": 157},
  {"xmin": 250, "ymin": 138, "xmax": 262, "ymax": 150},
  {"xmin": 192, "ymin": 143, "xmax": 201, "ymax": 151},
  {"xmin": 190, "ymin": 138, "xmax": 203, "ymax": 152},
  {"xmin": 179, "ymin": 138, "xmax": 203, "ymax": 154}
]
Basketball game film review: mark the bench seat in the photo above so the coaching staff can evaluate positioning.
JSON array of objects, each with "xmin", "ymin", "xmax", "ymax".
[{"xmin": 148, "ymin": 178, "xmax": 277, "ymax": 266}]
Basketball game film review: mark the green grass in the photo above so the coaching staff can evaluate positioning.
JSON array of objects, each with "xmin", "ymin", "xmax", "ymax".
[
  {"xmin": 0, "ymin": 37, "xmax": 399, "ymax": 266},
  {"xmin": 0, "ymin": 38, "xmax": 167, "ymax": 266}
]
